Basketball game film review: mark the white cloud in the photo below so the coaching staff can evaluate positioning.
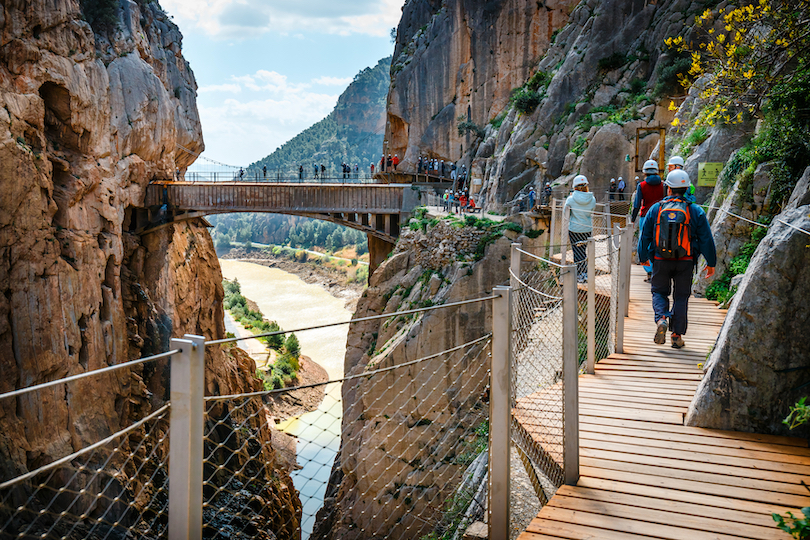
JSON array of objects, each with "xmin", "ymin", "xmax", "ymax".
[
  {"xmin": 198, "ymin": 83, "xmax": 242, "ymax": 93},
  {"xmin": 312, "ymin": 76, "xmax": 353, "ymax": 86},
  {"xmin": 194, "ymin": 69, "xmax": 340, "ymax": 165},
  {"xmin": 162, "ymin": 0, "xmax": 404, "ymax": 39}
]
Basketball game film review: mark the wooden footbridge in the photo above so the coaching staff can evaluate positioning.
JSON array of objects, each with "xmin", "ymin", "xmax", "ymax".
[
  {"xmin": 516, "ymin": 265, "xmax": 810, "ymax": 540},
  {"xmin": 143, "ymin": 180, "xmax": 433, "ymax": 269}
]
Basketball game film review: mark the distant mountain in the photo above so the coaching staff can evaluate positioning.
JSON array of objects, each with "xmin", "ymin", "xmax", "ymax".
[{"xmin": 248, "ymin": 56, "xmax": 391, "ymax": 178}]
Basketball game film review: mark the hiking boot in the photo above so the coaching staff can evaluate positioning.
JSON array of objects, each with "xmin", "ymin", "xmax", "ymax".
[
  {"xmin": 671, "ymin": 334, "xmax": 685, "ymax": 349},
  {"xmin": 577, "ymin": 273, "xmax": 587, "ymax": 283},
  {"xmin": 644, "ymin": 274, "xmax": 651, "ymax": 283},
  {"xmin": 654, "ymin": 318, "xmax": 668, "ymax": 345}
]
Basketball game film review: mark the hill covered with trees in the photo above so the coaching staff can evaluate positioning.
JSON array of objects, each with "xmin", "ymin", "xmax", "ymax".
[{"xmin": 247, "ymin": 56, "xmax": 391, "ymax": 178}]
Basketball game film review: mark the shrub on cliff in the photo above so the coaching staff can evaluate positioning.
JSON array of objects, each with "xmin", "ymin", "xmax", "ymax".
[
  {"xmin": 80, "ymin": 0, "xmax": 119, "ymax": 33},
  {"xmin": 511, "ymin": 88, "xmax": 541, "ymax": 115}
]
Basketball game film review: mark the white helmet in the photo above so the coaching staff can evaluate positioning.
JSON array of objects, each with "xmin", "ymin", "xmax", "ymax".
[
  {"xmin": 643, "ymin": 159, "xmax": 659, "ymax": 174},
  {"xmin": 668, "ymin": 156, "xmax": 684, "ymax": 167},
  {"xmin": 665, "ymin": 169, "xmax": 692, "ymax": 188},
  {"xmin": 572, "ymin": 174, "xmax": 589, "ymax": 187}
]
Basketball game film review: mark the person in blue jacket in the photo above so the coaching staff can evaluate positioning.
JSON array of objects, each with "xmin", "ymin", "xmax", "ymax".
[
  {"xmin": 564, "ymin": 174, "xmax": 596, "ymax": 282},
  {"xmin": 638, "ymin": 170, "xmax": 716, "ymax": 349}
]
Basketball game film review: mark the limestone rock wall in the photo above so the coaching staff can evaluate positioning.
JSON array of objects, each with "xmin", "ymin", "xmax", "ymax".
[
  {"xmin": 388, "ymin": 0, "xmax": 733, "ymax": 211},
  {"xmin": 387, "ymin": 0, "xmax": 578, "ymax": 169},
  {"xmin": 0, "ymin": 0, "xmax": 298, "ymax": 526},
  {"xmin": 313, "ymin": 223, "xmax": 513, "ymax": 539},
  {"xmin": 686, "ymin": 193, "xmax": 810, "ymax": 438}
]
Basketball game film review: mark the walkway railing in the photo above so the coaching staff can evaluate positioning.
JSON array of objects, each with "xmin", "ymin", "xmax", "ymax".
[{"xmin": 0, "ymin": 237, "xmax": 633, "ymax": 539}]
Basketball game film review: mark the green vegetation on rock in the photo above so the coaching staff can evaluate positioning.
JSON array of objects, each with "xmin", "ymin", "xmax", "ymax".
[
  {"xmin": 246, "ymin": 56, "xmax": 391, "ymax": 176},
  {"xmin": 223, "ymin": 279, "xmax": 301, "ymax": 388}
]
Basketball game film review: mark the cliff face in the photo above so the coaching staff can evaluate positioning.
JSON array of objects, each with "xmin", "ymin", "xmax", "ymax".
[
  {"xmin": 312, "ymin": 221, "xmax": 520, "ymax": 539},
  {"xmin": 0, "ymin": 0, "xmax": 297, "ymax": 525},
  {"xmin": 386, "ymin": 0, "xmax": 577, "ymax": 168},
  {"xmin": 388, "ymin": 0, "xmax": 739, "ymax": 211}
]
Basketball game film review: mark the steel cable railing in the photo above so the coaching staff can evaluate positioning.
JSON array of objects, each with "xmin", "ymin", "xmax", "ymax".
[
  {"xmin": 0, "ymin": 294, "xmax": 500, "ymax": 540},
  {"xmin": 0, "ymin": 405, "xmax": 171, "ymax": 539}
]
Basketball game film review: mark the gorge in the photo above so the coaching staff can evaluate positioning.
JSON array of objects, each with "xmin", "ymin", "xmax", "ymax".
[{"xmin": 2, "ymin": 0, "xmax": 810, "ymax": 538}]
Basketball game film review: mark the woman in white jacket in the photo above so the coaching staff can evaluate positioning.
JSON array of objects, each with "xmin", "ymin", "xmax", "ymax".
[{"xmin": 564, "ymin": 175, "xmax": 596, "ymax": 282}]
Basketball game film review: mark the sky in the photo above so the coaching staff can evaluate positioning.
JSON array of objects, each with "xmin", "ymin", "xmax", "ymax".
[{"xmin": 160, "ymin": 0, "xmax": 404, "ymax": 169}]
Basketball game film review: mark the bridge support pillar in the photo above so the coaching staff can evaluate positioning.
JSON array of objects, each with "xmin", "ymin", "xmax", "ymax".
[{"xmin": 368, "ymin": 234, "xmax": 395, "ymax": 276}]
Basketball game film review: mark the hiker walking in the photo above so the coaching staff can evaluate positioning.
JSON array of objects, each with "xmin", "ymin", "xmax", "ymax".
[
  {"xmin": 262, "ymin": 165, "xmax": 267, "ymax": 179},
  {"xmin": 617, "ymin": 176, "xmax": 626, "ymax": 201},
  {"xmin": 609, "ymin": 178, "xmax": 616, "ymax": 200},
  {"xmin": 632, "ymin": 160, "xmax": 666, "ymax": 282},
  {"xmin": 638, "ymin": 170, "xmax": 716, "ymax": 349},
  {"xmin": 564, "ymin": 175, "xmax": 596, "ymax": 283}
]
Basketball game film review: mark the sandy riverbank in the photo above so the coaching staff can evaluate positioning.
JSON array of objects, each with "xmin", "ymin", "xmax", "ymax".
[{"xmin": 220, "ymin": 248, "xmax": 365, "ymax": 311}]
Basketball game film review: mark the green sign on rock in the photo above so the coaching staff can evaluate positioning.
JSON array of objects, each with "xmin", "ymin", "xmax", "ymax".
[{"xmin": 697, "ymin": 162, "xmax": 724, "ymax": 187}]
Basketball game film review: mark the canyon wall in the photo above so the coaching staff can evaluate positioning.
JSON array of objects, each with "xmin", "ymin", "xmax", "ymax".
[
  {"xmin": 0, "ymin": 0, "xmax": 298, "ymax": 531},
  {"xmin": 387, "ymin": 0, "xmax": 738, "ymax": 212},
  {"xmin": 312, "ymin": 221, "xmax": 539, "ymax": 539},
  {"xmin": 386, "ymin": 0, "xmax": 577, "ymax": 168}
]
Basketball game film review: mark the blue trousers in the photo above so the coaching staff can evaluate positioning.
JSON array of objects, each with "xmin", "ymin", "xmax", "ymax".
[{"xmin": 651, "ymin": 259, "xmax": 694, "ymax": 336}]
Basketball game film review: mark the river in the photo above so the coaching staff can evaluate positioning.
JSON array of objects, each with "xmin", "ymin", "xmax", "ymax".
[{"xmin": 219, "ymin": 260, "xmax": 351, "ymax": 539}]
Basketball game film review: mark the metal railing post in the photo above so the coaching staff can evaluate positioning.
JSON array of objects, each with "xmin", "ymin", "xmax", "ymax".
[
  {"xmin": 169, "ymin": 334, "xmax": 205, "ymax": 540},
  {"xmin": 623, "ymin": 225, "xmax": 634, "ymax": 316},
  {"xmin": 616, "ymin": 227, "xmax": 631, "ymax": 354},
  {"xmin": 561, "ymin": 205, "xmax": 570, "ymax": 266},
  {"xmin": 586, "ymin": 238, "xmax": 595, "ymax": 375},
  {"xmin": 562, "ymin": 264, "xmax": 579, "ymax": 485},
  {"xmin": 489, "ymin": 286, "xmax": 511, "ymax": 540},
  {"xmin": 549, "ymin": 199, "xmax": 557, "ymax": 258},
  {"xmin": 510, "ymin": 243, "xmax": 522, "ymax": 289}
]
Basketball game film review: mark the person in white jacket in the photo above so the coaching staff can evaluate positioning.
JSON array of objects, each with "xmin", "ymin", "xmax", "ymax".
[{"xmin": 564, "ymin": 174, "xmax": 596, "ymax": 282}]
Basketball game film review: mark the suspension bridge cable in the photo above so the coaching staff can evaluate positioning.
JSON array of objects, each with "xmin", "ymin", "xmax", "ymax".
[
  {"xmin": 0, "ymin": 349, "xmax": 182, "ymax": 401},
  {"xmin": 206, "ymin": 294, "xmax": 498, "ymax": 346},
  {"xmin": 176, "ymin": 143, "xmax": 242, "ymax": 169},
  {"xmin": 204, "ymin": 333, "xmax": 492, "ymax": 402}
]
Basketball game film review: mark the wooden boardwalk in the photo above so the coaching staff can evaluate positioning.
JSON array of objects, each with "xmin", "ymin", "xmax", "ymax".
[{"xmin": 517, "ymin": 265, "xmax": 810, "ymax": 540}]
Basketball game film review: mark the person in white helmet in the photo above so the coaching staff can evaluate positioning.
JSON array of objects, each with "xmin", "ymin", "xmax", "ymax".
[
  {"xmin": 632, "ymin": 160, "xmax": 665, "ymax": 282},
  {"xmin": 638, "ymin": 169, "xmax": 716, "ymax": 349},
  {"xmin": 617, "ymin": 176, "xmax": 626, "ymax": 200},
  {"xmin": 564, "ymin": 175, "xmax": 596, "ymax": 282},
  {"xmin": 668, "ymin": 155, "xmax": 696, "ymax": 202}
]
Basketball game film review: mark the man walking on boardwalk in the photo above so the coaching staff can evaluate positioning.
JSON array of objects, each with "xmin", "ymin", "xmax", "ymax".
[
  {"xmin": 638, "ymin": 170, "xmax": 716, "ymax": 349},
  {"xmin": 632, "ymin": 159, "xmax": 666, "ymax": 282}
]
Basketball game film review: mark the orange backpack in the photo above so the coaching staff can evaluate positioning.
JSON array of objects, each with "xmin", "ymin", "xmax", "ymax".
[{"xmin": 654, "ymin": 197, "xmax": 693, "ymax": 259}]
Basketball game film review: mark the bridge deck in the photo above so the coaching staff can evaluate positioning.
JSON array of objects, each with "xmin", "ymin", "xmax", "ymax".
[{"xmin": 517, "ymin": 265, "xmax": 809, "ymax": 540}]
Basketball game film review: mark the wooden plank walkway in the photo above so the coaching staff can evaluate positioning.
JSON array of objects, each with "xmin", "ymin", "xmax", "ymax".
[{"xmin": 516, "ymin": 265, "xmax": 810, "ymax": 540}]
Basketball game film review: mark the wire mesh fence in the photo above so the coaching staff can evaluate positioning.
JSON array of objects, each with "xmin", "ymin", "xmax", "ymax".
[
  {"xmin": 194, "ymin": 333, "xmax": 492, "ymax": 540},
  {"xmin": 0, "ymin": 405, "xmax": 171, "ymax": 540},
  {"xmin": 508, "ymin": 252, "xmax": 569, "ymax": 519}
]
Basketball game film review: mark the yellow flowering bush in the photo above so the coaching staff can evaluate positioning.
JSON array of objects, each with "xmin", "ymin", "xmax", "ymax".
[{"xmin": 684, "ymin": 0, "xmax": 810, "ymax": 125}]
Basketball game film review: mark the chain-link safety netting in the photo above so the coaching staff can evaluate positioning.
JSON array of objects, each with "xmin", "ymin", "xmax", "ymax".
[
  {"xmin": 201, "ymin": 334, "xmax": 491, "ymax": 540},
  {"xmin": 509, "ymin": 251, "xmax": 566, "ymax": 512},
  {"xmin": 0, "ymin": 405, "xmax": 171, "ymax": 539}
]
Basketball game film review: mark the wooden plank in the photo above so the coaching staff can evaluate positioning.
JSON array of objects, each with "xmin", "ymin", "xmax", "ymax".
[
  {"xmin": 593, "ymin": 371, "xmax": 704, "ymax": 381},
  {"xmin": 534, "ymin": 505, "xmax": 754, "ymax": 540},
  {"xmin": 581, "ymin": 458, "xmax": 810, "ymax": 500},
  {"xmin": 578, "ymin": 405, "xmax": 684, "ymax": 424},
  {"xmin": 525, "ymin": 517, "xmax": 662, "ymax": 540},
  {"xmin": 579, "ymin": 385, "xmax": 696, "ymax": 404},
  {"xmin": 578, "ymin": 396, "xmax": 687, "ymax": 414},
  {"xmin": 548, "ymin": 492, "xmax": 790, "ymax": 539},
  {"xmin": 580, "ymin": 430, "xmax": 810, "ymax": 465},
  {"xmin": 582, "ymin": 445, "xmax": 810, "ymax": 481},
  {"xmin": 579, "ymin": 421, "xmax": 810, "ymax": 456},
  {"xmin": 580, "ymin": 462, "xmax": 810, "ymax": 508},
  {"xmin": 575, "ymin": 477, "xmax": 796, "ymax": 524},
  {"xmin": 578, "ymin": 415, "xmax": 809, "ymax": 447}
]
